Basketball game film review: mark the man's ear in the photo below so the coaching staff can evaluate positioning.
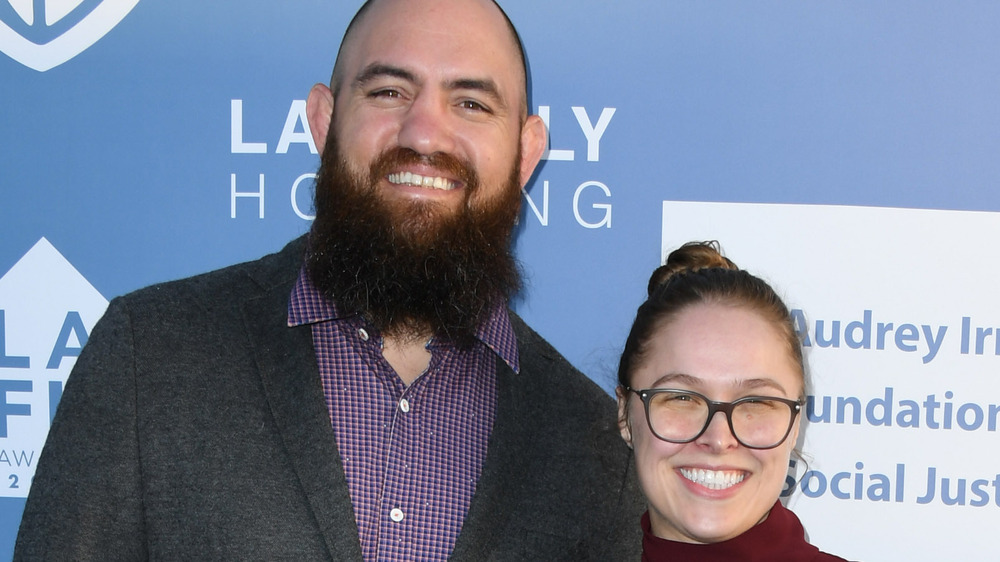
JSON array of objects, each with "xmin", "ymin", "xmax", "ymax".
[
  {"xmin": 518, "ymin": 114, "xmax": 547, "ymax": 187},
  {"xmin": 306, "ymin": 83, "xmax": 335, "ymax": 154},
  {"xmin": 615, "ymin": 387, "xmax": 633, "ymax": 448}
]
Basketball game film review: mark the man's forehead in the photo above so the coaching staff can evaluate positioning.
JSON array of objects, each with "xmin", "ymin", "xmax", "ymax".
[
  {"xmin": 348, "ymin": 0, "xmax": 511, "ymax": 38},
  {"xmin": 334, "ymin": 0, "xmax": 527, "ymax": 106},
  {"xmin": 344, "ymin": 0, "xmax": 518, "ymax": 64}
]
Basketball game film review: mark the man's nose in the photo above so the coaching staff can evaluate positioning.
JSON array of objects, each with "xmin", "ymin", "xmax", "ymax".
[{"xmin": 396, "ymin": 93, "xmax": 457, "ymax": 157}]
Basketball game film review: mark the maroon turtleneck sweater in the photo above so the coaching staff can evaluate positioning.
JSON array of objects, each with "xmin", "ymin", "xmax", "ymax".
[{"xmin": 641, "ymin": 501, "xmax": 850, "ymax": 561}]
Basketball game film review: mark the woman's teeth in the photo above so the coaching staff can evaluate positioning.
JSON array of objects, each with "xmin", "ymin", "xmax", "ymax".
[{"xmin": 679, "ymin": 468, "xmax": 746, "ymax": 490}]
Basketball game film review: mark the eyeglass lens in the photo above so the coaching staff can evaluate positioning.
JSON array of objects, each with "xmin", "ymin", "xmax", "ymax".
[{"xmin": 645, "ymin": 391, "xmax": 793, "ymax": 448}]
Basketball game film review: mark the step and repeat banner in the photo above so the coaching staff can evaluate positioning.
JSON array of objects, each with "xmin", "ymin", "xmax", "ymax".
[{"xmin": 3, "ymin": 1, "xmax": 999, "ymax": 560}]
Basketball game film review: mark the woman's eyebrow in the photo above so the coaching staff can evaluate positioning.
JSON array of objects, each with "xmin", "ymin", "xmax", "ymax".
[
  {"xmin": 734, "ymin": 377, "xmax": 788, "ymax": 394},
  {"xmin": 648, "ymin": 373, "xmax": 699, "ymax": 389},
  {"xmin": 646, "ymin": 373, "xmax": 789, "ymax": 395}
]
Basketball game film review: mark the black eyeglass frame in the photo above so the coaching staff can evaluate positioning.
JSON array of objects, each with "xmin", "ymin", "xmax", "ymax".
[{"xmin": 624, "ymin": 387, "xmax": 803, "ymax": 450}]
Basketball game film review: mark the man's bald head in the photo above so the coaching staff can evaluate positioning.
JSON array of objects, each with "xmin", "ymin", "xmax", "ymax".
[{"xmin": 330, "ymin": 0, "xmax": 529, "ymax": 115}]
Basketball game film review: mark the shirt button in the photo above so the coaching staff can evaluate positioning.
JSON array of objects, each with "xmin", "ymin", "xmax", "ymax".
[
  {"xmin": 390, "ymin": 508, "xmax": 404, "ymax": 522},
  {"xmin": 358, "ymin": 328, "xmax": 369, "ymax": 341},
  {"xmin": 399, "ymin": 398, "xmax": 411, "ymax": 413}
]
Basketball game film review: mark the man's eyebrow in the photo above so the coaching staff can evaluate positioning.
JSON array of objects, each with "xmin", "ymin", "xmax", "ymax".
[
  {"xmin": 352, "ymin": 65, "xmax": 509, "ymax": 111},
  {"xmin": 449, "ymin": 78, "xmax": 509, "ymax": 112},
  {"xmin": 449, "ymin": 78, "xmax": 500, "ymax": 98},
  {"xmin": 353, "ymin": 63, "xmax": 419, "ymax": 88}
]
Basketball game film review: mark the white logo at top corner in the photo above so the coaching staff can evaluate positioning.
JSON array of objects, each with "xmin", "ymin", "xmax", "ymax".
[{"xmin": 0, "ymin": 0, "xmax": 140, "ymax": 72}]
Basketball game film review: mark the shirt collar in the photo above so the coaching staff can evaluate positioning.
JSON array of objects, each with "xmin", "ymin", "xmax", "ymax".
[{"xmin": 288, "ymin": 266, "xmax": 519, "ymax": 373}]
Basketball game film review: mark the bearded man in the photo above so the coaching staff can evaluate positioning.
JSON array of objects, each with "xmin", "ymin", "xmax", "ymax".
[{"xmin": 15, "ymin": 0, "xmax": 643, "ymax": 560}]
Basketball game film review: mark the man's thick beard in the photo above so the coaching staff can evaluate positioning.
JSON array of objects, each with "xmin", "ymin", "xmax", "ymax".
[{"xmin": 306, "ymin": 137, "xmax": 522, "ymax": 349}]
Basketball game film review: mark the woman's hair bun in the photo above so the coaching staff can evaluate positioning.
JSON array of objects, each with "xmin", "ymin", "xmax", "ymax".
[{"xmin": 647, "ymin": 241, "xmax": 738, "ymax": 297}]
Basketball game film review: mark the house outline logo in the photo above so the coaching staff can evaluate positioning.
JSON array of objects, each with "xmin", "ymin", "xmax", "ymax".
[
  {"xmin": 0, "ymin": 0, "xmax": 140, "ymax": 72},
  {"xmin": 0, "ymin": 237, "xmax": 108, "ymax": 498}
]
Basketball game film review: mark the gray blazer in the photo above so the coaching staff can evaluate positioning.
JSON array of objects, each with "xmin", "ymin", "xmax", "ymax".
[{"xmin": 14, "ymin": 237, "xmax": 643, "ymax": 561}]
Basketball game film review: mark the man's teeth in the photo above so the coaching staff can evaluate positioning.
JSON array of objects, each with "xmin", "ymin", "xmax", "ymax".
[
  {"xmin": 679, "ymin": 468, "xmax": 746, "ymax": 490},
  {"xmin": 388, "ymin": 172, "xmax": 457, "ymax": 190}
]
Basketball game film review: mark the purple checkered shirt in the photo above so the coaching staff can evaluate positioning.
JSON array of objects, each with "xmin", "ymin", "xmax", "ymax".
[{"xmin": 288, "ymin": 267, "xmax": 517, "ymax": 561}]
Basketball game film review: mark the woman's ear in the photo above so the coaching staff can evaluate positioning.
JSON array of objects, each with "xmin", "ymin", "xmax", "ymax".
[{"xmin": 615, "ymin": 387, "xmax": 633, "ymax": 448}]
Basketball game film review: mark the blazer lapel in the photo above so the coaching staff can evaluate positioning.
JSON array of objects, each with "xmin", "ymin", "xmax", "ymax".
[
  {"xmin": 240, "ymin": 243, "xmax": 364, "ymax": 561},
  {"xmin": 449, "ymin": 355, "xmax": 524, "ymax": 559}
]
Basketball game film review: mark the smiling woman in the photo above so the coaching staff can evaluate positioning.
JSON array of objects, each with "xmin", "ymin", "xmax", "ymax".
[{"xmin": 616, "ymin": 241, "xmax": 849, "ymax": 561}]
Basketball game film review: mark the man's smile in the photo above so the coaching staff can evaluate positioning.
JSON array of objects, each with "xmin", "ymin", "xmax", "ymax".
[{"xmin": 388, "ymin": 171, "xmax": 459, "ymax": 191}]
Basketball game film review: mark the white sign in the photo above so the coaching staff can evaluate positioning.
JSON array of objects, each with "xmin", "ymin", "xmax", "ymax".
[{"xmin": 661, "ymin": 201, "xmax": 1000, "ymax": 561}]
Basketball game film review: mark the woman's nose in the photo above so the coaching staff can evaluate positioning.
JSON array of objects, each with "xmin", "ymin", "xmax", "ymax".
[{"xmin": 695, "ymin": 411, "xmax": 739, "ymax": 451}]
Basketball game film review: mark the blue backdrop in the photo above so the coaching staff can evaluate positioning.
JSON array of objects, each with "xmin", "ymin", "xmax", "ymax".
[{"xmin": 3, "ymin": 1, "xmax": 1000, "ymax": 559}]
